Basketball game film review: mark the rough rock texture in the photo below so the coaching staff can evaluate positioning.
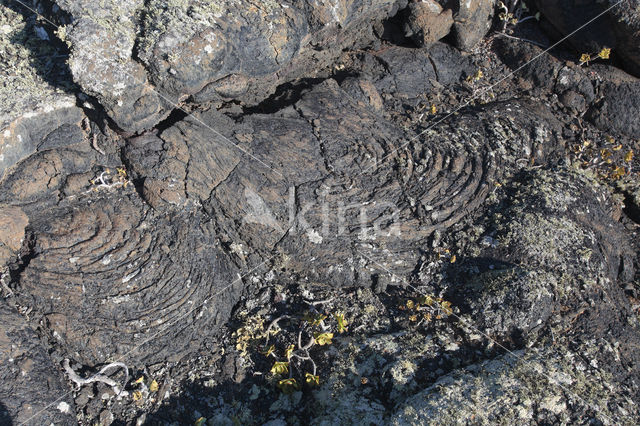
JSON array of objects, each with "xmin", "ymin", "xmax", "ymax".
[
  {"xmin": 56, "ymin": 0, "xmax": 175, "ymax": 133},
  {"xmin": 450, "ymin": 0, "xmax": 495, "ymax": 51},
  {"xmin": 0, "ymin": 103, "xmax": 85, "ymax": 179},
  {"xmin": 0, "ymin": 1, "xmax": 84, "ymax": 179},
  {"xmin": 361, "ymin": 42, "xmax": 475, "ymax": 101},
  {"xmin": 608, "ymin": 0, "xmax": 640, "ymax": 76},
  {"xmin": 0, "ymin": 300, "xmax": 77, "ymax": 425},
  {"xmin": 16, "ymin": 195, "xmax": 243, "ymax": 365},
  {"xmin": 449, "ymin": 168, "xmax": 635, "ymax": 342},
  {"xmin": 618, "ymin": 175, "xmax": 640, "ymax": 223},
  {"xmin": 0, "ymin": 102, "xmax": 247, "ymax": 367},
  {"xmin": 1, "ymin": 0, "xmax": 640, "ymax": 424},
  {"xmin": 56, "ymin": 0, "xmax": 409, "ymax": 132},
  {"xmin": 494, "ymin": 37, "xmax": 596, "ymax": 100},
  {"xmin": 403, "ymin": 0, "xmax": 453, "ymax": 47},
  {"xmin": 120, "ymin": 78, "xmax": 562, "ymax": 292},
  {"xmin": 534, "ymin": 0, "xmax": 640, "ymax": 77},
  {"xmin": 238, "ymin": 168, "xmax": 638, "ymax": 425},
  {"xmin": 0, "ymin": 206, "xmax": 27, "ymax": 266},
  {"xmin": 276, "ymin": 83, "xmax": 563, "ymax": 287},
  {"xmin": 390, "ymin": 345, "xmax": 636, "ymax": 424},
  {"xmin": 588, "ymin": 80, "xmax": 640, "ymax": 138}
]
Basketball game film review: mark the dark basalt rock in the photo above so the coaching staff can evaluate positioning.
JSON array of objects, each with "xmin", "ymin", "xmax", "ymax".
[
  {"xmin": 448, "ymin": 168, "xmax": 634, "ymax": 342},
  {"xmin": 0, "ymin": 300, "xmax": 76, "ymax": 425},
  {"xmin": 1, "ymin": 76, "xmax": 565, "ymax": 366},
  {"xmin": 293, "ymin": 167, "xmax": 639, "ymax": 425},
  {"xmin": 450, "ymin": 0, "xmax": 495, "ymax": 51},
  {"xmin": 16, "ymin": 195, "xmax": 242, "ymax": 365},
  {"xmin": 0, "ymin": 105, "xmax": 85, "ymax": 181},
  {"xmin": 55, "ymin": 0, "xmax": 410, "ymax": 132},
  {"xmin": 493, "ymin": 37, "xmax": 596, "ymax": 102},
  {"xmin": 0, "ymin": 0, "xmax": 82, "ymax": 181},
  {"xmin": 1, "ymin": 0, "xmax": 640, "ymax": 424},
  {"xmin": 403, "ymin": 0, "xmax": 454, "ymax": 48},
  {"xmin": 122, "ymin": 79, "xmax": 564, "ymax": 290},
  {"xmin": 534, "ymin": 0, "xmax": 640, "ymax": 77},
  {"xmin": 587, "ymin": 80, "xmax": 640, "ymax": 138},
  {"xmin": 0, "ymin": 206, "xmax": 28, "ymax": 266},
  {"xmin": 273, "ymin": 82, "xmax": 564, "ymax": 286},
  {"xmin": 355, "ymin": 42, "xmax": 475, "ymax": 103}
]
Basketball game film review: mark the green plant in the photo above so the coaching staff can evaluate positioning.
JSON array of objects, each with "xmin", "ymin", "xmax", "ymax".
[
  {"xmin": 399, "ymin": 293, "xmax": 454, "ymax": 325},
  {"xmin": 579, "ymin": 48, "xmax": 611, "ymax": 66},
  {"xmin": 571, "ymin": 134, "xmax": 635, "ymax": 182},
  {"xmin": 259, "ymin": 300, "xmax": 348, "ymax": 392}
]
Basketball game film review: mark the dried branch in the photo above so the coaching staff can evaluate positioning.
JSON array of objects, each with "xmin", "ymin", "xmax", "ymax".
[{"xmin": 63, "ymin": 359, "xmax": 129, "ymax": 397}]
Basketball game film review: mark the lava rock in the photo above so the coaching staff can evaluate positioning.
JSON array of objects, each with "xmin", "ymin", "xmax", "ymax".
[
  {"xmin": 391, "ymin": 345, "xmax": 638, "ymax": 424},
  {"xmin": 534, "ymin": 0, "xmax": 640, "ymax": 77},
  {"xmin": 0, "ymin": 102, "xmax": 85, "ymax": 181},
  {"xmin": 17, "ymin": 194, "xmax": 242, "ymax": 365},
  {"xmin": 0, "ymin": 301, "xmax": 77, "ymax": 424},
  {"xmin": 0, "ymin": 3, "xmax": 82, "ymax": 179},
  {"xmin": 403, "ymin": 0, "xmax": 454, "ymax": 47},
  {"xmin": 205, "ymin": 81, "xmax": 562, "ymax": 288},
  {"xmin": 371, "ymin": 42, "xmax": 474, "ymax": 99},
  {"xmin": 0, "ymin": 205, "xmax": 28, "ymax": 266},
  {"xmin": 448, "ymin": 168, "xmax": 634, "ymax": 342},
  {"xmin": 559, "ymin": 89, "xmax": 587, "ymax": 111},
  {"xmin": 450, "ymin": 0, "xmax": 495, "ymax": 51},
  {"xmin": 492, "ymin": 37, "xmax": 561, "ymax": 92},
  {"xmin": 54, "ymin": 0, "xmax": 409, "ymax": 132},
  {"xmin": 3, "ymin": 1, "xmax": 640, "ymax": 423},
  {"xmin": 494, "ymin": 37, "xmax": 596, "ymax": 104},
  {"xmin": 587, "ymin": 80, "xmax": 640, "ymax": 138},
  {"xmin": 339, "ymin": 77, "xmax": 385, "ymax": 112},
  {"xmin": 0, "ymin": 131, "xmax": 101, "ymax": 206}
]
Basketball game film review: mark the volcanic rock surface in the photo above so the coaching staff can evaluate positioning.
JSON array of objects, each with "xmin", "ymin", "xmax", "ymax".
[{"xmin": 0, "ymin": 0, "xmax": 639, "ymax": 424}]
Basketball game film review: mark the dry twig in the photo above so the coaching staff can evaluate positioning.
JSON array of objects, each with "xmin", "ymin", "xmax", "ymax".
[{"xmin": 63, "ymin": 359, "xmax": 129, "ymax": 398}]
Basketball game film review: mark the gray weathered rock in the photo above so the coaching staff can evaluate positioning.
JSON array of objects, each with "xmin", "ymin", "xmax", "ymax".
[
  {"xmin": 0, "ymin": 104, "xmax": 85, "ymax": 180},
  {"xmin": 450, "ymin": 0, "xmax": 495, "ymax": 51},
  {"xmin": 391, "ymin": 346, "xmax": 636, "ymax": 424},
  {"xmin": 449, "ymin": 168, "xmax": 634, "ymax": 343},
  {"xmin": 56, "ymin": 0, "xmax": 170, "ymax": 133},
  {"xmin": 403, "ymin": 0, "xmax": 453, "ymax": 47},
  {"xmin": 0, "ymin": 2, "xmax": 84, "ymax": 181},
  {"xmin": 55, "ymin": 0, "xmax": 410, "ymax": 132}
]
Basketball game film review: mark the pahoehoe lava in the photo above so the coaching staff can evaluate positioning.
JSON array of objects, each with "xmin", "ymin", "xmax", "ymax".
[{"xmin": 1, "ymin": 0, "xmax": 640, "ymax": 424}]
